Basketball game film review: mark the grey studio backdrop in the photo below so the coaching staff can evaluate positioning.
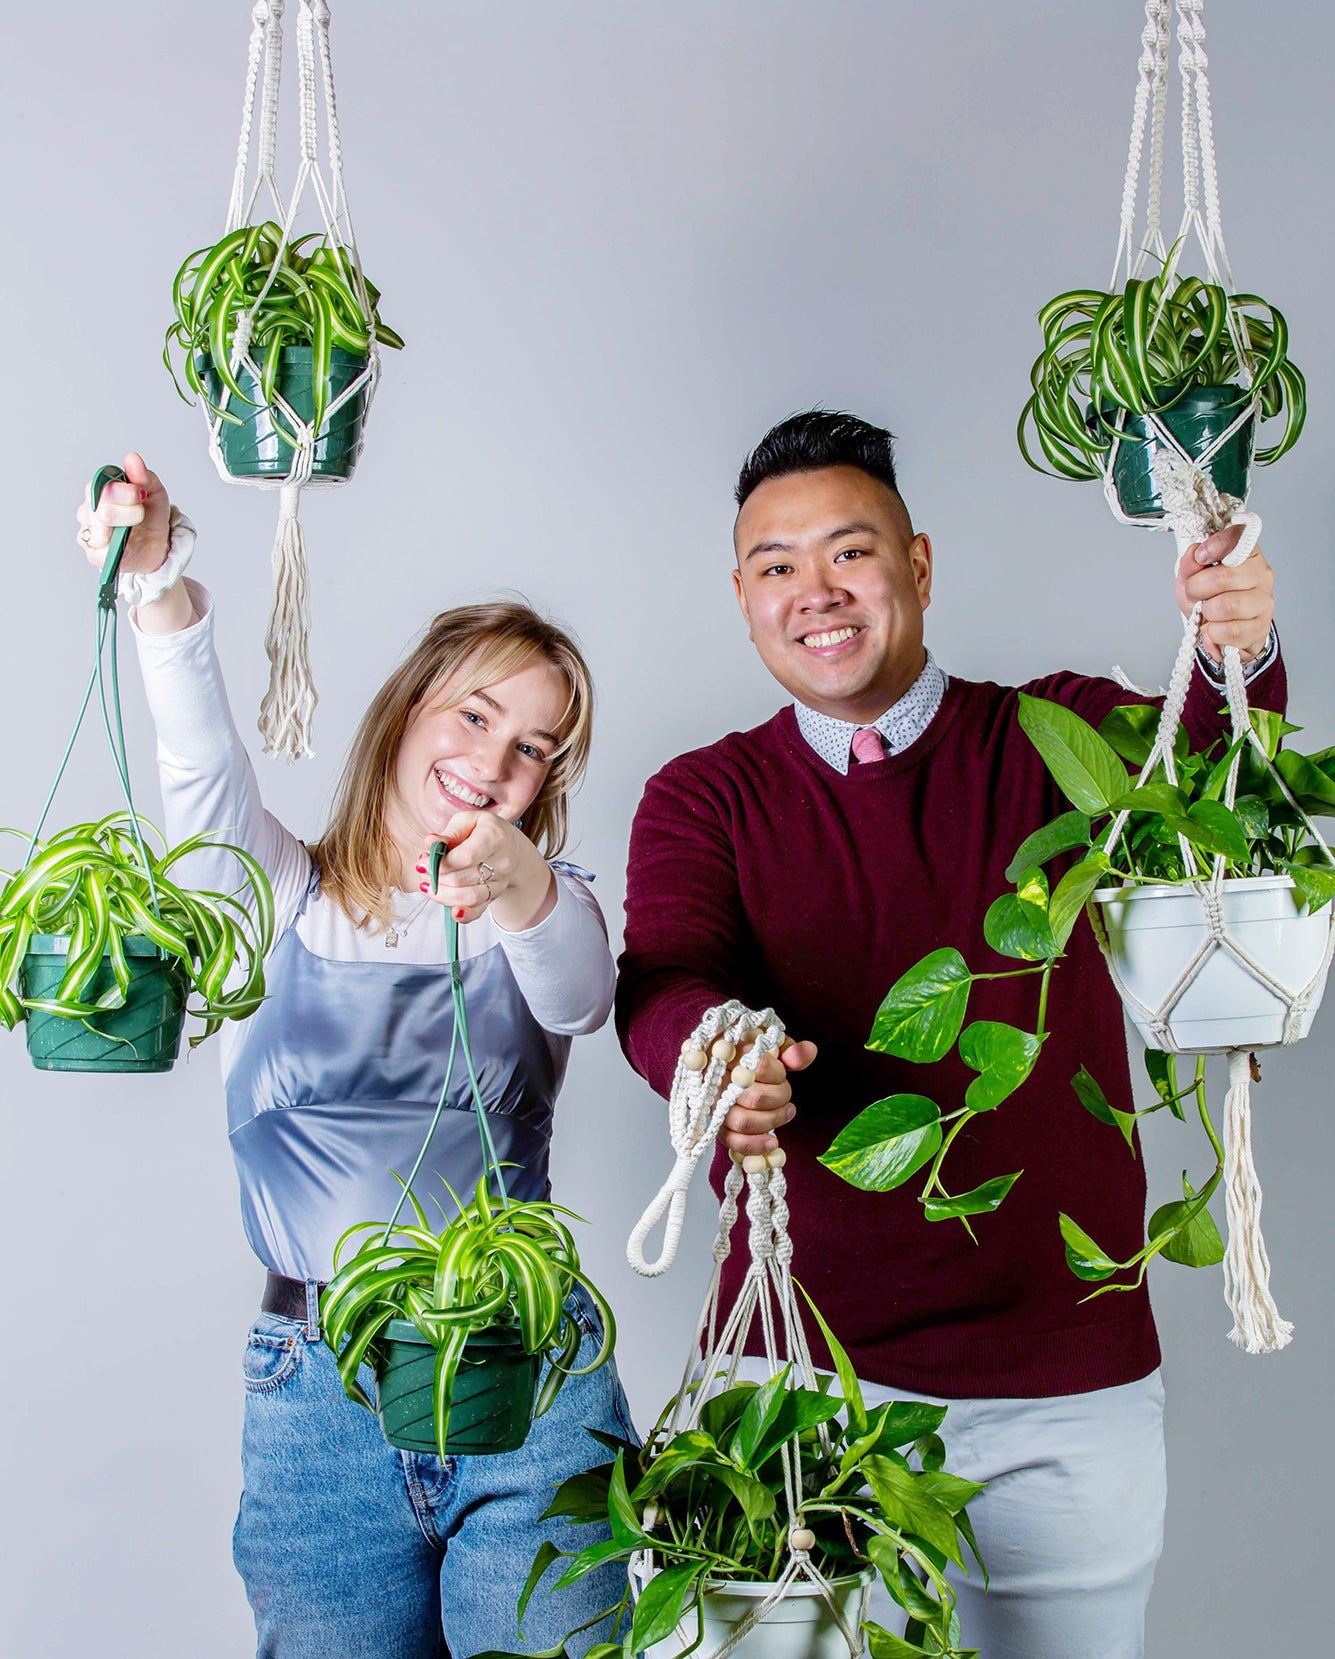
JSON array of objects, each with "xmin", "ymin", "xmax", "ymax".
[{"xmin": 0, "ymin": 2, "xmax": 1329, "ymax": 1654}]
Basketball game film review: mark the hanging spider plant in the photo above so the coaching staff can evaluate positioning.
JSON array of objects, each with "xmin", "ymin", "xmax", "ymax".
[
  {"xmin": 322, "ymin": 1174, "xmax": 617, "ymax": 1459},
  {"xmin": 1019, "ymin": 257, "xmax": 1305, "ymax": 489},
  {"xmin": 163, "ymin": 220, "xmax": 404, "ymax": 450},
  {"xmin": 0, "ymin": 813, "xmax": 275, "ymax": 1070}
]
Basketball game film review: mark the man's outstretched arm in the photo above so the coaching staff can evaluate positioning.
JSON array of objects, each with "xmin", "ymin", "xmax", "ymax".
[{"xmin": 616, "ymin": 758, "xmax": 813, "ymax": 1157}]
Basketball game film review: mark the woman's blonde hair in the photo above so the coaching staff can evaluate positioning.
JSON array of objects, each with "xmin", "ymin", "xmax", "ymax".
[{"xmin": 312, "ymin": 600, "xmax": 594, "ymax": 928}]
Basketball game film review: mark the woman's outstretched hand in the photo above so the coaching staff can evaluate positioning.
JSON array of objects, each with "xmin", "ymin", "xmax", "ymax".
[
  {"xmin": 74, "ymin": 452, "xmax": 171, "ymax": 575},
  {"xmin": 74, "ymin": 451, "xmax": 195, "ymax": 634},
  {"xmin": 418, "ymin": 814, "xmax": 558, "ymax": 933}
]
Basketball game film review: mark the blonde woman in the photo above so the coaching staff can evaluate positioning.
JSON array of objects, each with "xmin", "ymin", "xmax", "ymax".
[{"xmin": 77, "ymin": 453, "xmax": 634, "ymax": 1659}]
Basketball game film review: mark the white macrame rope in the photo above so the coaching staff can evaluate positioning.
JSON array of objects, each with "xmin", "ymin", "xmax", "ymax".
[
  {"xmin": 207, "ymin": 0, "xmax": 382, "ymax": 760},
  {"xmin": 627, "ymin": 1002, "xmax": 786, "ymax": 1277},
  {"xmin": 1222, "ymin": 1049, "xmax": 1293, "ymax": 1353},
  {"xmin": 1104, "ymin": 1, "xmax": 1264, "ymax": 533},
  {"xmin": 630, "ymin": 1002, "xmax": 867, "ymax": 1656},
  {"xmin": 1091, "ymin": 446, "xmax": 1335, "ymax": 1353}
]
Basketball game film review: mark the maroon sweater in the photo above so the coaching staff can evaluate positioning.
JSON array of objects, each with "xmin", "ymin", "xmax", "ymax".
[{"xmin": 617, "ymin": 659, "xmax": 1286, "ymax": 1399}]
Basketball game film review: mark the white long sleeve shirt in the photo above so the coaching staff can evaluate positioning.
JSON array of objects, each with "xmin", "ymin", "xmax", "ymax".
[{"xmin": 129, "ymin": 581, "xmax": 615, "ymax": 1079}]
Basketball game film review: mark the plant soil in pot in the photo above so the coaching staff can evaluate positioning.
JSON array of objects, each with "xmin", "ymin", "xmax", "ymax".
[
  {"xmin": 374, "ymin": 1318, "xmax": 541, "ymax": 1458},
  {"xmin": 639, "ymin": 1569, "xmax": 874, "ymax": 1659},
  {"xmin": 1093, "ymin": 875, "xmax": 1332, "ymax": 1052},
  {"xmin": 202, "ymin": 345, "xmax": 371, "ymax": 482},
  {"xmin": 20, "ymin": 933, "xmax": 188, "ymax": 1073},
  {"xmin": 1102, "ymin": 383, "xmax": 1256, "ymax": 519}
]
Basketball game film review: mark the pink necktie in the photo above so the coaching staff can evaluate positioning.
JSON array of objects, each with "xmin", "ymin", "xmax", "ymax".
[{"xmin": 851, "ymin": 727, "xmax": 886, "ymax": 764}]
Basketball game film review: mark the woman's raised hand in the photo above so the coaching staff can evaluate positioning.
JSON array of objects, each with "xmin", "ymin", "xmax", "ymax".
[
  {"xmin": 418, "ymin": 813, "xmax": 558, "ymax": 933},
  {"xmin": 75, "ymin": 451, "xmax": 171, "ymax": 575}
]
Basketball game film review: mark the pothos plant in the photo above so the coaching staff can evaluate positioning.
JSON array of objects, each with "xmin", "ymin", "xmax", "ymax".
[
  {"xmin": 0, "ymin": 813, "xmax": 274, "ymax": 1040},
  {"xmin": 1018, "ymin": 254, "xmax": 1306, "ymax": 482},
  {"xmin": 478, "ymin": 1297, "xmax": 983, "ymax": 1659},
  {"xmin": 163, "ymin": 220, "xmax": 404, "ymax": 442},
  {"xmin": 321, "ymin": 1173, "xmax": 616, "ymax": 1456},
  {"xmin": 820, "ymin": 695, "xmax": 1335, "ymax": 1294}
]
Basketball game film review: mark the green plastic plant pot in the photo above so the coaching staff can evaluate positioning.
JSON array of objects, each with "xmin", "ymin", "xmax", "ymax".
[
  {"xmin": 375, "ymin": 1319, "xmax": 541, "ymax": 1457},
  {"xmin": 20, "ymin": 934, "xmax": 188, "ymax": 1073},
  {"xmin": 1099, "ymin": 383, "xmax": 1255, "ymax": 519},
  {"xmin": 202, "ymin": 345, "xmax": 370, "ymax": 481}
]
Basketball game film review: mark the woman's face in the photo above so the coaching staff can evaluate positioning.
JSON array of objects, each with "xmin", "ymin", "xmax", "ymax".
[{"xmin": 390, "ymin": 657, "xmax": 569, "ymax": 846}]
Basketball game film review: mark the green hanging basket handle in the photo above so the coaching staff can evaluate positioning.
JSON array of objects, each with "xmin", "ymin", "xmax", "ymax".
[{"xmin": 91, "ymin": 464, "xmax": 130, "ymax": 607}]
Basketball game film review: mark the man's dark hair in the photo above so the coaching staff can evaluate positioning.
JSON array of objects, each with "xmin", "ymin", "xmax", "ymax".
[{"xmin": 735, "ymin": 409, "xmax": 900, "ymax": 508}]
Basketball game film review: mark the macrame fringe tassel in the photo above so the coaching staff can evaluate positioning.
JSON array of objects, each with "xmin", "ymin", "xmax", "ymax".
[
  {"xmin": 258, "ymin": 484, "xmax": 318, "ymax": 762},
  {"xmin": 1222, "ymin": 1049, "xmax": 1293, "ymax": 1354}
]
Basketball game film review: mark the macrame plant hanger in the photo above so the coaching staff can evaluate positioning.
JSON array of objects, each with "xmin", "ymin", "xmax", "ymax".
[
  {"xmin": 628, "ymin": 1003, "xmax": 870, "ymax": 1659},
  {"xmin": 207, "ymin": 0, "xmax": 382, "ymax": 760},
  {"xmin": 1089, "ymin": 1, "xmax": 1335, "ymax": 1353}
]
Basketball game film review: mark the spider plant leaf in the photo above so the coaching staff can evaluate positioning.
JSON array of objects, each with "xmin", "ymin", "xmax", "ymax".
[
  {"xmin": 431, "ymin": 1324, "xmax": 471, "ymax": 1455},
  {"xmin": 186, "ymin": 227, "xmax": 251, "ymax": 318},
  {"xmin": 556, "ymin": 1276, "xmax": 617, "ymax": 1376},
  {"xmin": 1256, "ymin": 359, "xmax": 1306, "ymax": 464},
  {"xmin": 310, "ymin": 288, "xmax": 333, "ymax": 438},
  {"xmin": 208, "ymin": 292, "xmax": 252, "ymax": 406}
]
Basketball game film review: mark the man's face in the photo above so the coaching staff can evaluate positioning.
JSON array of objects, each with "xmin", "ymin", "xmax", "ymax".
[{"xmin": 732, "ymin": 465, "xmax": 933, "ymax": 722}]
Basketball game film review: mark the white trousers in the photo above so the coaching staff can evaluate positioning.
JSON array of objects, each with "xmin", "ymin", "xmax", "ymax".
[{"xmin": 735, "ymin": 1360, "xmax": 1167, "ymax": 1659}]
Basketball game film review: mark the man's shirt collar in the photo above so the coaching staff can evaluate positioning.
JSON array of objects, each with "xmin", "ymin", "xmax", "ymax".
[{"xmin": 793, "ymin": 652, "xmax": 946, "ymax": 773}]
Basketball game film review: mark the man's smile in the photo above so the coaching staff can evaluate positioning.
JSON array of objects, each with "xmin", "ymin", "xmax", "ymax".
[{"xmin": 797, "ymin": 625, "xmax": 865, "ymax": 656}]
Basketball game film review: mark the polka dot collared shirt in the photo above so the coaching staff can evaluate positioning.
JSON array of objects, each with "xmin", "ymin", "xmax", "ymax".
[{"xmin": 793, "ymin": 652, "xmax": 947, "ymax": 773}]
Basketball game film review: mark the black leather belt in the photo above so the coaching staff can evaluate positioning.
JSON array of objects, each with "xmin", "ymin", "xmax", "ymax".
[{"xmin": 262, "ymin": 1270, "xmax": 326, "ymax": 1321}]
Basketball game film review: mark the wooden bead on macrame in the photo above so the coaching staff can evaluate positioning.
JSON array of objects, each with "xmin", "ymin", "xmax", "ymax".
[
  {"xmin": 730, "ymin": 1066, "xmax": 756, "ymax": 1088},
  {"xmin": 765, "ymin": 1147, "xmax": 787, "ymax": 1169},
  {"xmin": 741, "ymin": 1153, "xmax": 768, "ymax": 1173},
  {"xmin": 681, "ymin": 1050, "xmax": 709, "ymax": 1072},
  {"xmin": 790, "ymin": 1527, "xmax": 816, "ymax": 1552},
  {"xmin": 711, "ymin": 1038, "xmax": 737, "ymax": 1062}
]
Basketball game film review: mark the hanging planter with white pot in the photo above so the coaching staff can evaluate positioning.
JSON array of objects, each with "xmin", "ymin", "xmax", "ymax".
[{"xmin": 477, "ymin": 1006, "xmax": 984, "ymax": 1659}]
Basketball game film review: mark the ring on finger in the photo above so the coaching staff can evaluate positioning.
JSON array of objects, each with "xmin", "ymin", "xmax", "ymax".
[
  {"xmin": 477, "ymin": 861, "xmax": 496, "ymax": 883},
  {"xmin": 79, "ymin": 525, "xmax": 96, "ymax": 548},
  {"xmin": 481, "ymin": 879, "xmax": 494, "ymax": 905}
]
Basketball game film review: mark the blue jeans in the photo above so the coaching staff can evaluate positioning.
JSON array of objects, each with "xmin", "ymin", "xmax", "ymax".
[{"xmin": 234, "ymin": 1289, "xmax": 637, "ymax": 1658}]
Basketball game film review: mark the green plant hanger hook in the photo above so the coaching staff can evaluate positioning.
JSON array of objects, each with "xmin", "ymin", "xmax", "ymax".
[{"xmin": 90, "ymin": 464, "xmax": 129, "ymax": 609}]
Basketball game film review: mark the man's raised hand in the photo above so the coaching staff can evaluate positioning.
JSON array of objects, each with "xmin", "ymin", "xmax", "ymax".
[{"xmin": 1176, "ymin": 521, "xmax": 1276, "ymax": 666}]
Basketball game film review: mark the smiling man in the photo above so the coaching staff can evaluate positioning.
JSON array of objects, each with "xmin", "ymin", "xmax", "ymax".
[{"xmin": 616, "ymin": 410, "xmax": 1284, "ymax": 1659}]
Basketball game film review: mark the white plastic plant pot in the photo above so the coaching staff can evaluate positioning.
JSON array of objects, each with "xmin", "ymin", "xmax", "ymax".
[
  {"xmin": 640, "ymin": 1568, "xmax": 874, "ymax": 1659},
  {"xmin": 1094, "ymin": 876, "xmax": 1333, "ymax": 1053}
]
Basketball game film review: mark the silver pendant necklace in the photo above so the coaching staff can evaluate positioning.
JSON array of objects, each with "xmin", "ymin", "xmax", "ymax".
[{"xmin": 384, "ymin": 892, "xmax": 434, "ymax": 949}]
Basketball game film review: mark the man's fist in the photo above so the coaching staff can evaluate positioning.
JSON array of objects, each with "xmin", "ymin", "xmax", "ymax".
[
  {"xmin": 1175, "ymin": 522, "xmax": 1275, "ymax": 666},
  {"xmin": 719, "ymin": 1040, "xmax": 818, "ymax": 1158}
]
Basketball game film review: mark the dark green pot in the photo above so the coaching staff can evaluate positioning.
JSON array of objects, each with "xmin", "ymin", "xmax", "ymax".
[
  {"xmin": 1098, "ymin": 383, "xmax": 1255, "ymax": 519},
  {"xmin": 202, "ymin": 345, "xmax": 370, "ymax": 481},
  {"xmin": 375, "ymin": 1320, "xmax": 541, "ymax": 1457},
  {"xmin": 20, "ymin": 935, "xmax": 188, "ymax": 1074}
]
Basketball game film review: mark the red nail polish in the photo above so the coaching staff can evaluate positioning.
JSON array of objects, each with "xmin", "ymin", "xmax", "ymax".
[
  {"xmin": 419, "ymin": 883, "xmax": 429, "ymax": 893},
  {"xmin": 415, "ymin": 864, "xmax": 425, "ymax": 873},
  {"xmin": 454, "ymin": 907, "xmax": 466, "ymax": 920}
]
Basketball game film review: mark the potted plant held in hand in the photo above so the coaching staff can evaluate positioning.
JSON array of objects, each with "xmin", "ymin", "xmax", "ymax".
[
  {"xmin": 0, "ymin": 464, "xmax": 275, "ymax": 1074},
  {"xmin": 321, "ymin": 850, "xmax": 618, "ymax": 1459},
  {"xmin": 0, "ymin": 814, "xmax": 273, "ymax": 1073},
  {"xmin": 164, "ymin": 221, "xmax": 404, "ymax": 482},
  {"xmin": 321, "ymin": 1172, "xmax": 616, "ymax": 1459},
  {"xmin": 819, "ymin": 693, "xmax": 1335, "ymax": 1306},
  {"xmin": 1019, "ymin": 256, "xmax": 1305, "ymax": 519},
  {"xmin": 478, "ymin": 1300, "xmax": 983, "ymax": 1659}
]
